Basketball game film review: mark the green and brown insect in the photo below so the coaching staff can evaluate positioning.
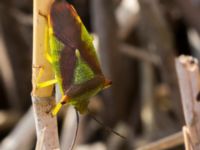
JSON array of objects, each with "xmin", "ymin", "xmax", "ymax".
[{"xmin": 36, "ymin": 0, "xmax": 112, "ymax": 116}]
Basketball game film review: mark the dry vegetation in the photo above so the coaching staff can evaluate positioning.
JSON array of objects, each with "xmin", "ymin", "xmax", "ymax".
[{"xmin": 0, "ymin": 0, "xmax": 200, "ymax": 149}]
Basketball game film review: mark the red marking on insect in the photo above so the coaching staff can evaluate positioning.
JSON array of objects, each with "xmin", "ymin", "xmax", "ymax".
[{"xmin": 65, "ymin": 3, "xmax": 78, "ymax": 18}]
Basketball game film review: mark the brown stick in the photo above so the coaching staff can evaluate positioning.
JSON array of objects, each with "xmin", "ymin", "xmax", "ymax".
[
  {"xmin": 136, "ymin": 131, "xmax": 183, "ymax": 150},
  {"xmin": 176, "ymin": 55, "xmax": 200, "ymax": 149},
  {"xmin": 119, "ymin": 43, "xmax": 160, "ymax": 66},
  {"xmin": 32, "ymin": 0, "xmax": 59, "ymax": 149}
]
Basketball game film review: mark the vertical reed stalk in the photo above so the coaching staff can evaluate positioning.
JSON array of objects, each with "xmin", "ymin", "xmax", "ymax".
[{"xmin": 32, "ymin": 0, "xmax": 60, "ymax": 149}]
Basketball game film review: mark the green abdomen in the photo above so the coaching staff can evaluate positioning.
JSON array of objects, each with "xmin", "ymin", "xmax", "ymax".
[{"xmin": 49, "ymin": 33, "xmax": 64, "ymax": 94}]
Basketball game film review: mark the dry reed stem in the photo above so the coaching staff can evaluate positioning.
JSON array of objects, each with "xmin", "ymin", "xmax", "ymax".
[
  {"xmin": 32, "ymin": 0, "xmax": 59, "ymax": 149},
  {"xmin": 137, "ymin": 131, "xmax": 183, "ymax": 150},
  {"xmin": 176, "ymin": 55, "xmax": 200, "ymax": 149}
]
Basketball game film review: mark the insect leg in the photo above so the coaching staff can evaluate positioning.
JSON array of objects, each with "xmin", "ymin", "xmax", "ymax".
[
  {"xmin": 37, "ymin": 79, "xmax": 57, "ymax": 88},
  {"xmin": 51, "ymin": 95, "xmax": 70, "ymax": 116},
  {"xmin": 38, "ymin": 9, "xmax": 53, "ymax": 65},
  {"xmin": 33, "ymin": 65, "xmax": 57, "ymax": 89},
  {"xmin": 44, "ymin": 25, "xmax": 53, "ymax": 64}
]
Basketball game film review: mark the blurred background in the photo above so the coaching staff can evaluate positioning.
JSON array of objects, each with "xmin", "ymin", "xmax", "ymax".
[{"xmin": 0, "ymin": 0, "xmax": 200, "ymax": 149}]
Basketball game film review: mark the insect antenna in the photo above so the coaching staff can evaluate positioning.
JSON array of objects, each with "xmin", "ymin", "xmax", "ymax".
[
  {"xmin": 69, "ymin": 109, "xmax": 79, "ymax": 150},
  {"xmin": 87, "ymin": 109, "xmax": 127, "ymax": 140}
]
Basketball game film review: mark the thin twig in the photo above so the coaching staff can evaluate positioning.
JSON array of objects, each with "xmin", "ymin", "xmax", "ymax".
[
  {"xmin": 136, "ymin": 131, "xmax": 183, "ymax": 150},
  {"xmin": 119, "ymin": 43, "xmax": 161, "ymax": 66}
]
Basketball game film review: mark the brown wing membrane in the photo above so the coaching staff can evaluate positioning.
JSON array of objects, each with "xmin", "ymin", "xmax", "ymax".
[
  {"xmin": 50, "ymin": 1, "xmax": 81, "ymax": 49},
  {"xmin": 67, "ymin": 75, "xmax": 105, "ymax": 98},
  {"xmin": 50, "ymin": 1, "xmax": 103, "ymax": 75},
  {"xmin": 60, "ymin": 46, "xmax": 76, "ymax": 92},
  {"xmin": 79, "ymin": 43, "xmax": 102, "ymax": 75}
]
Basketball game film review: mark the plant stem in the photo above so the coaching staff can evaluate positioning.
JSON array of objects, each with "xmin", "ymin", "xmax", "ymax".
[{"xmin": 32, "ymin": 0, "xmax": 59, "ymax": 149}]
